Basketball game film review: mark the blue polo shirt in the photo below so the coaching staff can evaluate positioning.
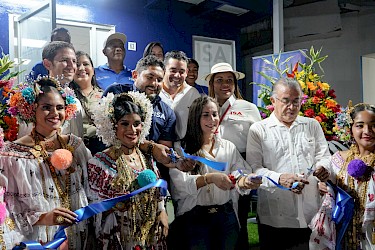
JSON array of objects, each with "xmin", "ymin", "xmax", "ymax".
[
  {"xmin": 103, "ymin": 83, "xmax": 177, "ymax": 143},
  {"xmin": 95, "ymin": 64, "xmax": 133, "ymax": 91},
  {"xmin": 194, "ymin": 83, "xmax": 209, "ymax": 95},
  {"xmin": 28, "ymin": 61, "xmax": 48, "ymax": 80}
]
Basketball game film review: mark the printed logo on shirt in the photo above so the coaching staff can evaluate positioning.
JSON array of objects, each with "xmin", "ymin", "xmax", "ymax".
[
  {"xmin": 153, "ymin": 112, "xmax": 166, "ymax": 120},
  {"xmin": 229, "ymin": 111, "xmax": 243, "ymax": 116}
]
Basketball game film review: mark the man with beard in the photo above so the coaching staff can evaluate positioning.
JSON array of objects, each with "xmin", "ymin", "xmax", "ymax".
[
  {"xmin": 104, "ymin": 55, "xmax": 177, "ymax": 147},
  {"xmin": 95, "ymin": 32, "xmax": 133, "ymax": 91}
]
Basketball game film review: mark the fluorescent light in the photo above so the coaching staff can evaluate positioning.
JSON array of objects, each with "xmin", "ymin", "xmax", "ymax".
[
  {"xmin": 217, "ymin": 4, "xmax": 249, "ymax": 16},
  {"xmin": 178, "ymin": 0, "xmax": 205, "ymax": 4}
]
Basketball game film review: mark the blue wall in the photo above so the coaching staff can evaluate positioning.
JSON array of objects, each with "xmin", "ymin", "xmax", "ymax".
[{"xmin": 0, "ymin": 0, "xmax": 242, "ymax": 71}]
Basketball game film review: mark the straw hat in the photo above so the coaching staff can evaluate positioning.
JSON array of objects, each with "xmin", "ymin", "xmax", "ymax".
[
  {"xmin": 103, "ymin": 32, "xmax": 127, "ymax": 49},
  {"xmin": 204, "ymin": 62, "xmax": 245, "ymax": 82}
]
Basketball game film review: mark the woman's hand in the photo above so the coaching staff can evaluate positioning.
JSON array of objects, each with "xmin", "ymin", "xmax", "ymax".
[
  {"xmin": 35, "ymin": 207, "xmax": 77, "ymax": 226},
  {"xmin": 318, "ymin": 181, "xmax": 328, "ymax": 196},
  {"xmin": 175, "ymin": 158, "xmax": 196, "ymax": 172},
  {"xmin": 158, "ymin": 210, "xmax": 169, "ymax": 237},
  {"xmin": 313, "ymin": 166, "xmax": 330, "ymax": 182},
  {"xmin": 240, "ymin": 174, "xmax": 262, "ymax": 189},
  {"xmin": 207, "ymin": 173, "xmax": 233, "ymax": 190}
]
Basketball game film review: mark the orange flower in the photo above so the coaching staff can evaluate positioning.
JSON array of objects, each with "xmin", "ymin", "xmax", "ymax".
[
  {"xmin": 9, "ymin": 92, "xmax": 22, "ymax": 107},
  {"xmin": 312, "ymin": 96, "xmax": 321, "ymax": 104},
  {"xmin": 315, "ymin": 116, "xmax": 322, "ymax": 123},
  {"xmin": 307, "ymin": 81, "xmax": 317, "ymax": 91},
  {"xmin": 325, "ymin": 99, "xmax": 337, "ymax": 109}
]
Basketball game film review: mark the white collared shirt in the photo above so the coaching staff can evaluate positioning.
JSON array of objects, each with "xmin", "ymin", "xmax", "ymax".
[
  {"xmin": 246, "ymin": 113, "xmax": 331, "ymax": 228},
  {"xmin": 217, "ymin": 95, "xmax": 261, "ymax": 153},
  {"xmin": 160, "ymin": 82, "xmax": 200, "ymax": 140},
  {"xmin": 170, "ymin": 137, "xmax": 252, "ymax": 219}
]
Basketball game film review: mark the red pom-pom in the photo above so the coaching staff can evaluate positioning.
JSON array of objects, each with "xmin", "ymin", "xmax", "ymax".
[{"xmin": 50, "ymin": 149, "xmax": 73, "ymax": 170}]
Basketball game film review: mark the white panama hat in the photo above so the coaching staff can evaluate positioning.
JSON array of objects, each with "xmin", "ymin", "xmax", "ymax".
[{"xmin": 204, "ymin": 62, "xmax": 245, "ymax": 82}]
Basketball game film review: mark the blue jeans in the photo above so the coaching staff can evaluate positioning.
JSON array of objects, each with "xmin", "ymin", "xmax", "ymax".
[{"xmin": 184, "ymin": 202, "xmax": 239, "ymax": 250}]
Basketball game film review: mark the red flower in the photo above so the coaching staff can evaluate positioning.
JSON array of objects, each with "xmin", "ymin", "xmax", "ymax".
[
  {"xmin": 319, "ymin": 113, "xmax": 328, "ymax": 122},
  {"xmin": 315, "ymin": 116, "xmax": 322, "ymax": 123},
  {"xmin": 134, "ymin": 245, "xmax": 142, "ymax": 250},
  {"xmin": 369, "ymin": 194, "xmax": 374, "ymax": 202},
  {"xmin": 0, "ymin": 80, "xmax": 8, "ymax": 88},
  {"xmin": 315, "ymin": 89, "xmax": 325, "ymax": 99},
  {"xmin": 331, "ymin": 105, "xmax": 341, "ymax": 113},
  {"xmin": 304, "ymin": 109, "xmax": 315, "ymax": 118},
  {"xmin": 328, "ymin": 89, "xmax": 336, "ymax": 98}
]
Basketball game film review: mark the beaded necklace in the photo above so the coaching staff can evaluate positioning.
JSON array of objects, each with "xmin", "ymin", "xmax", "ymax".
[
  {"xmin": 109, "ymin": 146, "xmax": 159, "ymax": 245},
  {"xmin": 337, "ymin": 144, "xmax": 375, "ymax": 248}
]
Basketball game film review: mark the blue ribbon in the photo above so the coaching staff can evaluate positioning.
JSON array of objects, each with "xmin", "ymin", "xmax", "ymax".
[
  {"xmin": 13, "ymin": 179, "xmax": 167, "ymax": 250},
  {"xmin": 180, "ymin": 147, "xmax": 227, "ymax": 171},
  {"xmin": 238, "ymin": 169, "xmax": 299, "ymax": 191},
  {"xmin": 327, "ymin": 180, "xmax": 354, "ymax": 250}
]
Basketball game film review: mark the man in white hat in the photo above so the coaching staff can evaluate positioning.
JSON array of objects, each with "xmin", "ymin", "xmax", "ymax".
[{"xmin": 95, "ymin": 32, "xmax": 133, "ymax": 90}]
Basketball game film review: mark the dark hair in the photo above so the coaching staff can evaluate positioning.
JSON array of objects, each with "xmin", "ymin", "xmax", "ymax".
[
  {"xmin": 136, "ymin": 55, "xmax": 165, "ymax": 73},
  {"xmin": 187, "ymin": 58, "xmax": 199, "ymax": 69},
  {"xmin": 271, "ymin": 78, "xmax": 302, "ymax": 97},
  {"xmin": 164, "ymin": 50, "xmax": 188, "ymax": 66},
  {"xmin": 182, "ymin": 96, "xmax": 219, "ymax": 155},
  {"xmin": 51, "ymin": 27, "xmax": 71, "ymax": 43},
  {"xmin": 42, "ymin": 41, "xmax": 75, "ymax": 61},
  {"xmin": 350, "ymin": 103, "xmax": 375, "ymax": 124},
  {"xmin": 35, "ymin": 78, "xmax": 65, "ymax": 104},
  {"xmin": 75, "ymin": 51, "xmax": 99, "ymax": 88},
  {"xmin": 208, "ymin": 72, "xmax": 243, "ymax": 100},
  {"xmin": 113, "ymin": 94, "xmax": 145, "ymax": 124},
  {"xmin": 143, "ymin": 42, "xmax": 164, "ymax": 58}
]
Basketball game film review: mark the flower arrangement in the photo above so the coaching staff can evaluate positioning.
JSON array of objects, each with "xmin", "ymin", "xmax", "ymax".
[
  {"xmin": 251, "ymin": 46, "xmax": 341, "ymax": 140},
  {"xmin": 347, "ymin": 159, "xmax": 368, "ymax": 179},
  {"xmin": 0, "ymin": 53, "xmax": 22, "ymax": 143}
]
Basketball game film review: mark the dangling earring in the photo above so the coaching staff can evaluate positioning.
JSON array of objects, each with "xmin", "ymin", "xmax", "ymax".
[{"xmin": 114, "ymin": 138, "xmax": 122, "ymax": 149}]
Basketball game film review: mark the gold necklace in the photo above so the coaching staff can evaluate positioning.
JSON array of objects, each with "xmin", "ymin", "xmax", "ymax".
[
  {"xmin": 30, "ymin": 129, "xmax": 72, "ymax": 210},
  {"xmin": 337, "ymin": 144, "xmax": 375, "ymax": 247}
]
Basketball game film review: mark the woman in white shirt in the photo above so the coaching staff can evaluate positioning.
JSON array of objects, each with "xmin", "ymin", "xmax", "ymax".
[
  {"xmin": 168, "ymin": 96, "xmax": 261, "ymax": 250},
  {"xmin": 206, "ymin": 62, "xmax": 261, "ymax": 249}
]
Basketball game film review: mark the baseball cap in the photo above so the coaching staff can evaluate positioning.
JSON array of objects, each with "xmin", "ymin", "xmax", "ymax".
[{"xmin": 103, "ymin": 32, "xmax": 127, "ymax": 49}]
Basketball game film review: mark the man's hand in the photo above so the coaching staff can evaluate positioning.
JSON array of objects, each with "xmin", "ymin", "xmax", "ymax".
[
  {"xmin": 313, "ymin": 166, "xmax": 329, "ymax": 182},
  {"xmin": 152, "ymin": 143, "xmax": 171, "ymax": 165},
  {"xmin": 279, "ymin": 173, "xmax": 309, "ymax": 194}
]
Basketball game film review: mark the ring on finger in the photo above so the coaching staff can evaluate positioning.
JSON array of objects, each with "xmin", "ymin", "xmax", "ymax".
[{"xmin": 55, "ymin": 215, "xmax": 64, "ymax": 224}]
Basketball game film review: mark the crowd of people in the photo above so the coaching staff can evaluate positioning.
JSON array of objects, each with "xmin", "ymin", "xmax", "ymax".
[{"xmin": 0, "ymin": 28, "xmax": 374, "ymax": 250}]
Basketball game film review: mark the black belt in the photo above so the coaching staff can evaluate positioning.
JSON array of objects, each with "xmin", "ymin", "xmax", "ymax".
[{"xmin": 193, "ymin": 201, "xmax": 233, "ymax": 215}]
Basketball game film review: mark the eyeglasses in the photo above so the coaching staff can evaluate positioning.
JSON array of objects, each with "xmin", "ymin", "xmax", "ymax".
[{"xmin": 275, "ymin": 97, "xmax": 301, "ymax": 107}]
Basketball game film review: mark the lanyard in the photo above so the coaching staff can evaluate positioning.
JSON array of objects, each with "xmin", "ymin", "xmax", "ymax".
[{"xmin": 215, "ymin": 104, "xmax": 231, "ymax": 134}]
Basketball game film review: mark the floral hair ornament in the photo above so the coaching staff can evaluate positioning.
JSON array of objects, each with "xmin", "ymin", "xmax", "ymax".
[
  {"xmin": 333, "ymin": 100, "xmax": 354, "ymax": 144},
  {"xmin": 93, "ymin": 91, "xmax": 153, "ymax": 147},
  {"xmin": 7, "ymin": 75, "xmax": 78, "ymax": 123}
]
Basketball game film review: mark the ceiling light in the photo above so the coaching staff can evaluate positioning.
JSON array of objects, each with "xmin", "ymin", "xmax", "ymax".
[
  {"xmin": 178, "ymin": 0, "xmax": 205, "ymax": 4},
  {"xmin": 217, "ymin": 4, "xmax": 249, "ymax": 16}
]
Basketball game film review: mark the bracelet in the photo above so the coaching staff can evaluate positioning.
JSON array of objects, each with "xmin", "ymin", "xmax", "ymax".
[
  {"xmin": 203, "ymin": 173, "xmax": 209, "ymax": 186},
  {"xmin": 204, "ymin": 173, "xmax": 211, "ymax": 193},
  {"xmin": 147, "ymin": 140, "xmax": 155, "ymax": 156}
]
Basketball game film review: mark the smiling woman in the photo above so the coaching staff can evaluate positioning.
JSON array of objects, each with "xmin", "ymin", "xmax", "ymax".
[
  {"xmin": 71, "ymin": 51, "xmax": 105, "ymax": 154},
  {"xmin": 0, "ymin": 76, "xmax": 91, "ymax": 249}
]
